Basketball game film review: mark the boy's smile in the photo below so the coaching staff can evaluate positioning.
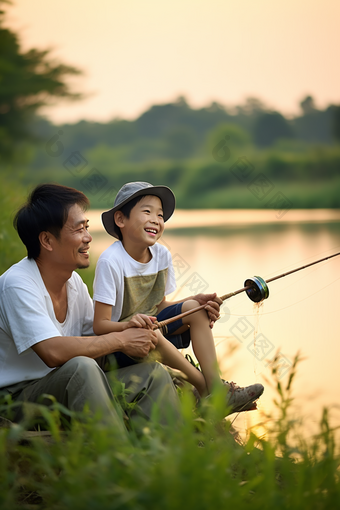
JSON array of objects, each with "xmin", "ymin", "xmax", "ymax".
[
  {"xmin": 145, "ymin": 227, "xmax": 158, "ymax": 237},
  {"xmin": 115, "ymin": 195, "xmax": 165, "ymax": 259}
]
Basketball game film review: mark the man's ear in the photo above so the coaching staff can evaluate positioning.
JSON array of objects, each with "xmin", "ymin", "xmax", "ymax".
[
  {"xmin": 38, "ymin": 231, "xmax": 54, "ymax": 252},
  {"xmin": 114, "ymin": 211, "xmax": 125, "ymax": 229}
]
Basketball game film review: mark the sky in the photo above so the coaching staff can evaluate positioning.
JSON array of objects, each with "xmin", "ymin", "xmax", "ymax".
[{"xmin": 6, "ymin": 0, "xmax": 340, "ymax": 124}]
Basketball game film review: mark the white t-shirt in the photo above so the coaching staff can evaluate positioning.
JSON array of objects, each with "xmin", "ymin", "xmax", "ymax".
[
  {"xmin": 93, "ymin": 241, "xmax": 176, "ymax": 322},
  {"xmin": 0, "ymin": 258, "xmax": 94, "ymax": 388}
]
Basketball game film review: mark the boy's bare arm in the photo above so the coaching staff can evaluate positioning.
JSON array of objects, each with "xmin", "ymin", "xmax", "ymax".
[
  {"xmin": 94, "ymin": 301, "xmax": 156, "ymax": 335},
  {"xmin": 93, "ymin": 301, "xmax": 127, "ymax": 334}
]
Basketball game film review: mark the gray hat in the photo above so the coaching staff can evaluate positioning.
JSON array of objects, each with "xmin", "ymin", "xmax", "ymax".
[{"xmin": 101, "ymin": 181, "xmax": 176, "ymax": 238}]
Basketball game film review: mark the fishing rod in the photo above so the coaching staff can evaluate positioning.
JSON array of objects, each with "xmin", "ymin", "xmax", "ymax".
[{"xmin": 154, "ymin": 250, "xmax": 340, "ymax": 331}]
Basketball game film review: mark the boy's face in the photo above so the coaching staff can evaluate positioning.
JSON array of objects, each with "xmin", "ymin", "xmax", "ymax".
[{"xmin": 117, "ymin": 195, "xmax": 165, "ymax": 246}]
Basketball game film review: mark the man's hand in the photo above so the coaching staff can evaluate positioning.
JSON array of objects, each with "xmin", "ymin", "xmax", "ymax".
[
  {"xmin": 119, "ymin": 327, "xmax": 158, "ymax": 358},
  {"xmin": 192, "ymin": 292, "xmax": 222, "ymax": 329},
  {"xmin": 125, "ymin": 314, "xmax": 156, "ymax": 330}
]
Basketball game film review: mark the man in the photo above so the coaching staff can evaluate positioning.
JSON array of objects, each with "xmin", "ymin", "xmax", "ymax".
[{"xmin": 0, "ymin": 183, "xmax": 180, "ymax": 433}]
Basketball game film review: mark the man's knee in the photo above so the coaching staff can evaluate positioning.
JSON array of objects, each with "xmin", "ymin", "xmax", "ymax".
[
  {"xmin": 63, "ymin": 356, "xmax": 102, "ymax": 381},
  {"xmin": 64, "ymin": 355, "xmax": 98, "ymax": 369},
  {"xmin": 61, "ymin": 356, "xmax": 112, "ymax": 404}
]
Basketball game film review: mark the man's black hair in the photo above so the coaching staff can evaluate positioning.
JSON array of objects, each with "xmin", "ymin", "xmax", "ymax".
[
  {"xmin": 14, "ymin": 183, "xmax": 90, "ymax": 260},
  {"xmin": 113, "ymin": 195, "xmax": 145, "ymax": 241}
]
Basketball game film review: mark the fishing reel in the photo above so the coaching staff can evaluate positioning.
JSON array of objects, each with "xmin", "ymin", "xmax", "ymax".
[{"xmin": 244, "ymin": 276, "xmax": 269, "ymax": 303}]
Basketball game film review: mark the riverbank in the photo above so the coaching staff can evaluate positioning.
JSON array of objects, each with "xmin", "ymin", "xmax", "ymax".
[{"xmin": 87, "ymin": 208, "xmax": 340, "ymax": 232}]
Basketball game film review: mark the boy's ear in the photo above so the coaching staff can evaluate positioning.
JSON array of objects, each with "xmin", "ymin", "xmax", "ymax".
[{"xmin": 114, "ymin": 211, "xmax": 125, "ymax": 228}]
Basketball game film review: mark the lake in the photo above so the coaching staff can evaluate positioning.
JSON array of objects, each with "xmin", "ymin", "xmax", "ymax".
[{"xmin": 87, "ymin": 208, "xmax": 340, "ymax": 439}]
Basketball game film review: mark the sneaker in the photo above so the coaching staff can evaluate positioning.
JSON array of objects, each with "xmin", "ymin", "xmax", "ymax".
[{"xmin": 222, "ymin": 380, "xmax": 264, "ymax": 414}]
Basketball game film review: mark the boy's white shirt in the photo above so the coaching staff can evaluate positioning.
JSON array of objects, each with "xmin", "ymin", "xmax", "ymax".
[{"xmin": 93, "ymin": 241, "xmax": 176, "ymax": 322}]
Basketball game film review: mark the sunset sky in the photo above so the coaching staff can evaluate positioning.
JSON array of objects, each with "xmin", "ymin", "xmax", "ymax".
[{"xmin": 7, "ymin": 0, "xmax": 340, "ymax": 124}]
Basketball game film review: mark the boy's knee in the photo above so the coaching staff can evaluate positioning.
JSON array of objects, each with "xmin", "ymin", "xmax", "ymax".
[
  {"xmin": 182, "ymin": 300, "xmax": 209, "ymax": 323},
  {"xmin": 182, "ymin": 299, "xmax": 200, "ymax": 312}
]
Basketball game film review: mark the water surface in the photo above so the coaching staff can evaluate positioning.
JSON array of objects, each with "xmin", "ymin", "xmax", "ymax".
[{"xmin": 88, "ymin": 209, "xmax": 340, "ymax": 437}]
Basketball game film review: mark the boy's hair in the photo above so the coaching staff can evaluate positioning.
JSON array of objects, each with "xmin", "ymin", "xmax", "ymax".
[
  {"xmin": 14, "ymin": 183, "xmax": 89, "ymax": 260},
  {"xmin": 114, "ymin": 194, "xmax": 162, "ymax": 241}
]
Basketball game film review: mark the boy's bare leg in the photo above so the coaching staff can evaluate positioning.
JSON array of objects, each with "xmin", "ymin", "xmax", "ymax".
[
  {"xmin": 155, "ymin": 331, "xmax": 208, "ymax": 396},
  {"xmin": 181, "ymin": 299, "xmax": 222, "ymax": 393}
]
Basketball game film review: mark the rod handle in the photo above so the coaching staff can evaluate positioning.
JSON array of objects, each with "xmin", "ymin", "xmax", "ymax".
[{"xmin": 154, "ymin": 286, "xmax": 252, "ymax": 331}]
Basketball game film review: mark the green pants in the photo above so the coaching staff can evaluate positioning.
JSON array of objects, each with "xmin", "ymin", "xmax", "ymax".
[{"xmin": 2, "ymin": 356, "xmax": 180, "ymax": 432}]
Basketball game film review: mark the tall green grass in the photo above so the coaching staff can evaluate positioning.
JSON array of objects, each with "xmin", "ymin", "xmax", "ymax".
[{"xmin": 1, "ymin": 354, "xmax": 339, "ymax": 510}]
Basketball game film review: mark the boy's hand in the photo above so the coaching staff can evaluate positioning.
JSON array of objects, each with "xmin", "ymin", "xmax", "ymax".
[
  {"xmin": 120, "ymin": 328, "xmax": 158, "ymax": 358},
  {"xmin": 192, "ymin": 292, "xmax": 222, "ymax": 329},
  {"xmin": 125, "ymin": 314, "xmax": 156, "ymax": 330}
]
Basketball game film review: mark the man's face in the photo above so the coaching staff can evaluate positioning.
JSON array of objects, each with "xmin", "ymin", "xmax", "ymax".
[
  {"xmin": 51, "ymin": 203, "xmax": 92, "ymax": 270},
  {"xmin": 120, "ymin": 195, "xmax": 165, "ymax": 247}
]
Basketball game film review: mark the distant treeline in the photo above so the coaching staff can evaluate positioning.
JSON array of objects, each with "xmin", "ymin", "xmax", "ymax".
[
  {"xmin": 8, "ymin": 96, "xmax": 340, "ymax": 209},
  {"xmin": 31, "ymin": 95, "xmax": 338, "ymax": 158}
]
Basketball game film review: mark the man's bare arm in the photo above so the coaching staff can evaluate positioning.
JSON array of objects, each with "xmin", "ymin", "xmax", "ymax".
[{"xmin": 31, "ymin": 328, "xmax": 158, "ymax": 368}]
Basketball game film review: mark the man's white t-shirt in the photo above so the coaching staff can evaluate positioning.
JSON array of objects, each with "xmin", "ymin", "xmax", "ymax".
[
  {"xmin": 0, "ymin": 258, "xmax": 94, "ymax": 388},
  {"xmin": 93, "ymin": 241, "xmax": 176, "ymax": 323}
]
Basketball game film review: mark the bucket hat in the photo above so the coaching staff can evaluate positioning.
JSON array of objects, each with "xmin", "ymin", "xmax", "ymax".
[{"xmin": 101, "ymin": 181, "xmax": 175, "ymax": 238}]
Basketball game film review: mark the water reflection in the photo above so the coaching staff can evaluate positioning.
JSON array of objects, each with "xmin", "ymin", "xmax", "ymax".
[{"xmin": 88, "ymin": 209, "xmax": 340, "ymax": 437}]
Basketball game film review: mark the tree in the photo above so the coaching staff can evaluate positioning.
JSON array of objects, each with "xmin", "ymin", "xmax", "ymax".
[
  {"xmin": 253, "ymin": 112, "xmax": 294, "ymax": 147},
  {"xmin": 0, "ymin": 1, "xmax": 83, "ymax": 159},
  {"xmin": 208, "ymin": 123, "xmax": 251, "ymax": 150},
  {"xmin": 163, "ymin": 126, "xmax": 197, "ymax": 159},
  {"xmin": 300, "ymin": 95, "xmax": 316, "ymax": 115},
  {"xmin": 332, "ymin": 105, "xmax": 340, "ymax": 143},
  {"xmin": 236, "ymin": 97, "xmax": 267, "ymax": 116}
]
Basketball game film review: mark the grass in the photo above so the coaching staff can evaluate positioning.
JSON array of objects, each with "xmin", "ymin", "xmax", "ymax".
[{"xmin": 0, "ymin": 354, "xmax": 339, "ymax": 510}]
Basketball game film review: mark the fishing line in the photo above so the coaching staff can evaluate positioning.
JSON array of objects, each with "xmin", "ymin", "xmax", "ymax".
[
  {"xmin": 169, "ymin": 245, "xmax": 340, "ymax": 312},
  {"xmin": 217, "ymin": 250, "xmax": 340, "ymax": 318},
  {"xmin": 262, "ymin": 244, "xmax": 340, "ymax": 282},
  {"xmin": 219, "ymin": 274, "xmax": 340, "ymax": 317},
  {"xmin": 252, "ymin": 275, "xmax": 340, "ymax": 315}
]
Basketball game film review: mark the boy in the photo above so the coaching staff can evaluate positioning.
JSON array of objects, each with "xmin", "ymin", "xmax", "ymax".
[{"xmin": 93, "ymin": 182, "xmax": 263, "ymax": 413}]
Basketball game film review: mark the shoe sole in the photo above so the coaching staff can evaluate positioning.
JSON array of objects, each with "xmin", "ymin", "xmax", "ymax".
[{"xmin": 227, "ymin": 385, "xmax": 264, "ymax": 414}]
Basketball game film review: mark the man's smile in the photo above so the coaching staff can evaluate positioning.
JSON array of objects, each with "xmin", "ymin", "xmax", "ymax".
[{"xmin": 78, "ymin": 247, "xmax": 90, "ymax": 256}]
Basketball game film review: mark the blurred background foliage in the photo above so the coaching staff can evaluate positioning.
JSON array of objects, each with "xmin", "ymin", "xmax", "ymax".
[
  {"xmin": 1, "ymin": 0, "xmax": 340, "ymax": 213},
  {"xmin": 0, "ymin": 172, "xmax": 26, "ymax": 274},
  {"xmin": 5, "ymin": 95, "xmax": 340, "ymax": 210}
]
